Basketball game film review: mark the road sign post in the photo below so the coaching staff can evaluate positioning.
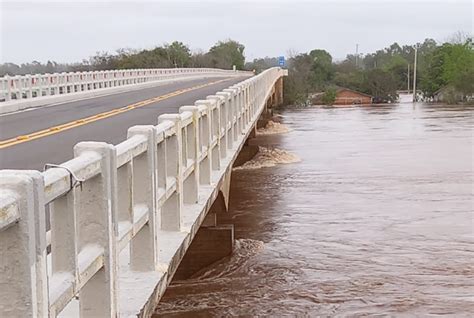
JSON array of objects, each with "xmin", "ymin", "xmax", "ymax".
[{"xmin": 278, "ymin": 56, "xmax": 285, "ymax": 67}]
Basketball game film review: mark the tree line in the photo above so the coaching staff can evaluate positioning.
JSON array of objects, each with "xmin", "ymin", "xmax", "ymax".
[
  {"xmin": 2, "ymin": 35, "xmax": 472, "ymax": 105},
  {"xmin": 282, "ymin": 34, "xmax": 473, "ymax": 105},
  {"xmin": 0, "ymin": 39, "xmax": 246, "ymax": 76}
]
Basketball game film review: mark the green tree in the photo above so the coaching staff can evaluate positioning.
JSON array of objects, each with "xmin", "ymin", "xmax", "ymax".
[
  {"xmin": 365, "ymin": 69, "xmax": 398, "ymax": 102},
  {"xmin": 89, "ymin": 52, "xmax": 118, "ymax": 70},
  {"xmin": 245, "ymin": 57, "xmax": 279, "ymax": 73},
  {"xmin": 321, "ymin": 87, "xmax": 337, "ymax": 105},
  {"xmin": 453, "ymin": 68, "xmax": 474, "ymax": 97},
  {"xmin": 420, "ymin": 39, "xmax": 474, "ymax": 98},
  {"xmin": 382, "ymin": 55, "xmax": 409, "ymax": 90},
  {"xmin": 115, "ymin": 47, "xmax": 171, "ymax": 69},
  {"xmin": 333, "ymin": 69, "xmax": 367, "ymax": 94},
  {"xmin": 308, "ymin": 49, "xmax": 333, "ymax": 90},
  {"xmin": 190, "ymin": 50, "xmax": 212, "ymax": 67},
  {"xmin": 284, "ymin": 53, "xmax": 314, "ymax": 105},
  {"xmin": 207, "ymin": 40, "xmax": 245, "ymax": 70},
  {"xmin": 164, "ymin": 41, "xmax": 191, "ymax": 67}
]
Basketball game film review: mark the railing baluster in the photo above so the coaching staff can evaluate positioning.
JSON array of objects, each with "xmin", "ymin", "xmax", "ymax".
[
  {"xmin": 49, "ymin": 185, "xmax": 79, "ymax": 316},
  {"xmin": 158, "ymin": 114, "xmax": 183, "ymax": 231},
  {"xmin": 223, "ymin": 89, "xmax": 236, "ymax": 143},
  {"xmin": 180, "ymin": 106, "xmax": 200, "ymax": 204},
  {"xmin": 156, "ymin": 124, "xmax": 167, "ymax": 195},
  {"xmin": 117, "ymin": 160, "xmax": 133, "ymax": 239},
  {"xmin": 194, "ymin": 102, "xmax": 212, "ymax": 184},
  {"xmin": 207, "ymin": 95, "xmax": 227, "ymax": 160},
  {"xmin": 127, "ymin": 126, "xmax": 159, "ymax": 271},
  {"xmin": 0, "ymin": 171, "xmax": 48, "ymax": 317},
  {"xmin": 73, "ymin": 142, "xmax": 119, "ymax": 318},
  {"xmin": 5, "ymin": 75, "xmax": 12, "ymax": 101}
]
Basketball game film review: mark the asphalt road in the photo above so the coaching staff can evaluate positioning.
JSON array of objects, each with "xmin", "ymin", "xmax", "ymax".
[{"xmin": 0, "ymin": 76, "xmax": 250, "ymax": 170}]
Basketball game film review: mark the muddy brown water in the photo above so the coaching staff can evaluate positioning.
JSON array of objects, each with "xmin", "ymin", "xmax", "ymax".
[{"xmin": 154, "ymin": 103, "xmax": 474, "ymax": 317}]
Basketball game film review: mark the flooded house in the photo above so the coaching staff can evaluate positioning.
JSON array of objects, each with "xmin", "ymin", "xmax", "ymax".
[
  {"xmin": 310, "ymin": 88, "xmax": 373, "ymax": 105},
  {"xmin": 334, "ymin": 88, "xmax": 372, "ymax": 105}
]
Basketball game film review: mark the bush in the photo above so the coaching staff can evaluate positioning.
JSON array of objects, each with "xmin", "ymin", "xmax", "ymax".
[{"xmin": 321, "ymin": 88, "xmax": 337, "ymax": 105}]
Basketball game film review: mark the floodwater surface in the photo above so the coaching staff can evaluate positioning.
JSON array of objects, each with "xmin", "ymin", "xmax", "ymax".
[{"xmin": 155, "ymin": 102, "xmax": 474, "ymax": 317}]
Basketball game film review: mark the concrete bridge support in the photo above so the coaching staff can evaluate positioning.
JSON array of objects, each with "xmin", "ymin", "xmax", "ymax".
[
  {"xmin": 258, "ymin": 76, "xmax": 284, "ymax": 129},
  {"xmin": 173, "ymin": 190, "xmax": 234, "ymax": 280}
]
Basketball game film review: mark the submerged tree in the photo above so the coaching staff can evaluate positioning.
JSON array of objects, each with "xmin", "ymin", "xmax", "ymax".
[
  {"xmin": 365, "ymin": 69, "xmax": 398, "ymax": 102},
  {"xmin": 321, "ymin": 87, "xmax": 337, "ymax": 105}
]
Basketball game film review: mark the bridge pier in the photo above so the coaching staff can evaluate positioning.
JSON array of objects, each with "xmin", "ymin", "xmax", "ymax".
[
  {"xmin": 258, "ymin": 77, "xmax": 284, "ymax": 129},
  {"xmin": 173, "ymin": 191, "xmax": 234, "ymax": 280},
  {"xmin": 233, "ymin": 127, "xmax": 259, "ymax": 167},
  {"xmin": 275, "ymin": 77, "xmax": 284, "ymax": 106},
  {"xmin": 172, "ymin": 225, "xmax": 234, "ymax": 280}
]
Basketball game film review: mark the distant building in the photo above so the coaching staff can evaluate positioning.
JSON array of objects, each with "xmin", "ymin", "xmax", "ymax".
[{"xmin": 334, "ymin": 88, "xmax": 372, "ymax": 105}]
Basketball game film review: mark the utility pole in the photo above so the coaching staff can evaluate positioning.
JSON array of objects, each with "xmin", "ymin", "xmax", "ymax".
[
  {"xmin": 413, "ymin": 46, "xmax": 418, "ymax": 102},
  {"xmin": 355, "ymin": 44, "xmax": 359, "ymax": 68},
  {"xmin": 407, "ymin": 64, "xmax": 411, "ymax": 92}
]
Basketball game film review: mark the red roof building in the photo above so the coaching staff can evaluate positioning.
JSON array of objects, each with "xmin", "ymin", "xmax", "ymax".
[{"xmin": 334, "ymin": 88, "xmax": 372, "ymax": 105}]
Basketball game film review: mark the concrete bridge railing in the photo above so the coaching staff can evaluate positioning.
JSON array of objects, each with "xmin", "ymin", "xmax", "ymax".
[
  {"xmin": 0, "ymin": 67, "xmax": 287, "ymax": 317},
  {"xmin": 0, "ymin": 68, "xmax": 249, "ymax": 103}
]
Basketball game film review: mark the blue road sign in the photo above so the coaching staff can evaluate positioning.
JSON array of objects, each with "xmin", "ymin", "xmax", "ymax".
[{"xmin": 278, "ymin": 56, "xmax": 285, "ymax": 66}]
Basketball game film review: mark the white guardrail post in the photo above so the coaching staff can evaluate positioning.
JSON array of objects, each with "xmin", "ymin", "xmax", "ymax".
[
  {"xmin": 157, "ymin": 114, "xmax": 184, "ymax": 231},
  {"xmin": 0, "ymin": 171, "xmax": 48, "ymax": 317},
  {"xmin": 179, "ymin": 106, "xmax": 200, "ymax": 204},
  {"xmin": 196, "ymin": 98, "xmax": 217, "ymax": 172},
  {"xmin": 206, "ymin": 94, "xmax": 227, "ymax": 161},
  {"xmin": 73, "ymin": 142, "xmax": 119, "ymax": 317},
  {"xmin": 0, "ymin": 67, "xmax": 286, "ymax": 317},
  {"xmin": 126, "ymin": 125, "xmax": 159, "ymax": 271}
]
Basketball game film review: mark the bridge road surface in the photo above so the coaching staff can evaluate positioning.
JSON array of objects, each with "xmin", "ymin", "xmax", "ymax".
[{"xmin": 0, "ymin": 75, "xmax": 251, "ymax": 170}]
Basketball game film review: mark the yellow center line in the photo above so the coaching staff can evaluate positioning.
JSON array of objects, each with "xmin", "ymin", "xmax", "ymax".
[{"xmin": 0, "ymin": 78, "xmax": 230, "ymax": 149}]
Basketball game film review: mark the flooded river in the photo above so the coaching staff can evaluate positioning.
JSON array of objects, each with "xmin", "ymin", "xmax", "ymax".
[{"xmin": 155, "ymin": 103, "xmax": 473, "ymax": 317}]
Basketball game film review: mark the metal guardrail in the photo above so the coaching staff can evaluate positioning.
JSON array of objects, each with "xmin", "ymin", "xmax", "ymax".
[
  {"xmin": 0, "ymin": 67, "xmax": 287, "ymax": 317},
  {"xmin": 0, "ymin": 68, "xmax": 249, "ymax": 102}
]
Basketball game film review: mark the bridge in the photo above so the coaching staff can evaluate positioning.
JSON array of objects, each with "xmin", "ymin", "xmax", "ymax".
[{"xmin": 0, "ymin": 67, "xmax": 287, "ymax": 317}]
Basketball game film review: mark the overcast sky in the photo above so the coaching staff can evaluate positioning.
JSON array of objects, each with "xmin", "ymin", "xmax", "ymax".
[{"xmin": 0, "ymin": 0, "xmax": 472, "ymax": 64}]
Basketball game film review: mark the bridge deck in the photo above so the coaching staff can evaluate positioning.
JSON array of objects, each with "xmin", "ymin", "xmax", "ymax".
[{"xmin": 0, "ymin": 76, "xmax": 248, "ymax": 170}]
